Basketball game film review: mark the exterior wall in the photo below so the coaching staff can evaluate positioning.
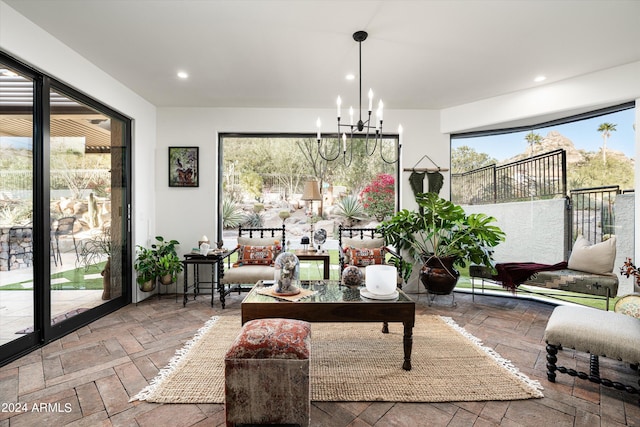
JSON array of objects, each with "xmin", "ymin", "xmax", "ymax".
[
  {"xmin": 615, "ymin": 194, "xmax": 636, "ymax": 294},
  {"xmin": 462, "ymin": 199, "xmax": 567, "ymax": 265}
]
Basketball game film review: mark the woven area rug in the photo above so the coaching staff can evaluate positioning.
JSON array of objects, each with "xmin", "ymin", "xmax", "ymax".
[{"xmin": 131, "ymin": 315, "xmax": 543, "ymax": 403}]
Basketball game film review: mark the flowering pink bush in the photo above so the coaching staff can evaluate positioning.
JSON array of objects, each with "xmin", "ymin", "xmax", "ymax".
[{"xmin": 360, "ymin": 174, "xmax": 395, "ymax": 221}]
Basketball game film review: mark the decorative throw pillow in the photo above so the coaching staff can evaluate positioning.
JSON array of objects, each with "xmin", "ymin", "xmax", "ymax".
[
  {"xmin": 567, "ymin": 235, "xmax": 616, "ymax": 275},
  {"xmin": 346, "ymin": 246, "xmax": 385, "ymax": 267},
  {"xmin": 235, "ymin": 245, "xmax": 277, "ymax": 266}
]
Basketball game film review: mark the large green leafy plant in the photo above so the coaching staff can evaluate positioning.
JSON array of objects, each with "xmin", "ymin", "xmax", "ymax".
[{"xmin": 378, "ymin": 192, "xmax": 506, "ymax": 271}]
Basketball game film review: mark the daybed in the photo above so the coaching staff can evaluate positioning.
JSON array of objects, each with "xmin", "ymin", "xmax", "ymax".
[{"xmin": 470, "ymin": 235, "xmax": 619, "ymax": 309}]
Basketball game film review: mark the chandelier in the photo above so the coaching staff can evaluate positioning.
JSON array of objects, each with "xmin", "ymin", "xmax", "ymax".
[{"xmin": 316, "ymin": 31, "xmax": 402, "ymax": 165}]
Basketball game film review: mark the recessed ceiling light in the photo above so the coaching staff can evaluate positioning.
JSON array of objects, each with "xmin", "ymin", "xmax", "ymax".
[
  {"xmin": 177, "ymin": 71, "xmax": 189, "ymax": 79},
  {"xmin": 534, "ymin": 75, "xmax": 546, "ymax": 83},
  {"xmin": 345, "ymin": 73, "xmax": 355, "ymax": 81}
]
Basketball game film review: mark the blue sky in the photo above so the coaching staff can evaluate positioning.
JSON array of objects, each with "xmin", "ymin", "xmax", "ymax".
[{"xmin": 452, "ymin": 108, "xmax": 636, "ymax": 161}]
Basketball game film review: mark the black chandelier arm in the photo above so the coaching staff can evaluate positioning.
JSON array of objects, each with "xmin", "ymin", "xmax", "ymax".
[
  {"xmin": 365, "ymin": 131, "xmax": 379, "ymax": 157},
  {"xmin": 317, "ymin": 137, "xmax": 341, "ymax": 162},
  {"xmin": 380, "ymin": 139, "xmax": 400, "ymax": 164}
]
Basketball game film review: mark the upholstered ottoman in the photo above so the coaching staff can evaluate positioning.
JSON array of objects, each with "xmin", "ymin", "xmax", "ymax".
[
  {"xmin": 224, "ymin": 318, "xmax": 311, "ymax": 427},
  {"xmin": 544, "ymin": 305, "xmax": 640, "ymax": 396}
]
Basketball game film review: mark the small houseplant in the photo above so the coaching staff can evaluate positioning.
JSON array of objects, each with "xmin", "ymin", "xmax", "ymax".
[
  {"xmin": 152, "ymin": 236, "xmax": 183, "ymax": 285},
  {"xmin": 378, "ymin": 192, "xmax": 505, "ymax": 294},
  {"xmin": 134, "ymin": 236, "xmax": 183, "ymax": 290},
  {"xmin": 134, "ymin": 245, "xmax": 157, "ymax": 292},
  {"xmin": 157, "ymin": 252, "xmax": 183, "ymax": 284}
]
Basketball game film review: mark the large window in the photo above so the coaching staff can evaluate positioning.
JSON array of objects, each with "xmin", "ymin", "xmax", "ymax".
[
  {"xmin": 218, "ymin": 134, "xmax": 399, "ymax": 251},
  {"xmin": 451, "ymin": 104, "xmax": 635, "ymax": 204}
]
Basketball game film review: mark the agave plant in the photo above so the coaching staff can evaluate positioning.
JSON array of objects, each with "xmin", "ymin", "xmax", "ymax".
[
  {"xmin": 334, "ymin": 195, "xmax": 367, "ymax": 226},
  {"xmin": 243, "ymin": 211, "xmax": 264, "ymax": 228},
  {"xmin": 222, "ymin": 198, "xmax": 245, "ymax": 229}
]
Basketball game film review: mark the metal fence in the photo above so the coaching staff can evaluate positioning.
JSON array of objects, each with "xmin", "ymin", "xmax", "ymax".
[
  {"xmin": 452, "ymin": 149, "xmax": 567, "ymax": 205},
  {"xmin": 0, "ymin": 170, "xmax": 111, "ymax": 193},
  {"xmin": 569, "ymin": 185, "xmax": 621, "ymax": 244}
]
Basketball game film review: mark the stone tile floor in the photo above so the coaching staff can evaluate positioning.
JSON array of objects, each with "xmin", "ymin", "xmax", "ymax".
[{"xmin": 1, "ymin": 290, "xmax": 639, "ymax": 426}]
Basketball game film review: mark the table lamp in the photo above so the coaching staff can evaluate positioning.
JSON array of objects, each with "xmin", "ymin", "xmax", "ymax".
[{"xmin": 301, "ymin": 180, "xmax": 322, "ymax": 252}]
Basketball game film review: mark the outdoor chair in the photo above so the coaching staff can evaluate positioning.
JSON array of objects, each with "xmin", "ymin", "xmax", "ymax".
[
  {"xmin": 52, "ymin": 216, "xmax": 79, "ymax": 265},
  {"xmin": 337, "ymin": 225, "xmax": 404, "ymax": 287},
  {"xmin": 221, "ymin": 225, "xmax": 286, "ymax": 292}
]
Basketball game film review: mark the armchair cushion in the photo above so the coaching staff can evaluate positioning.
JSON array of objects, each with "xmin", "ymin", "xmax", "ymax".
[{"xmin": 222, "ymin": 265, "xmax": 276, "ymax": 284}]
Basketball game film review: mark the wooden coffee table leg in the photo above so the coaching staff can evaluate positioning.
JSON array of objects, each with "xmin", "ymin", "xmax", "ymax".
[{"xmin": 402, "ymin": 321, "xmax": 413, "ymax": 371}]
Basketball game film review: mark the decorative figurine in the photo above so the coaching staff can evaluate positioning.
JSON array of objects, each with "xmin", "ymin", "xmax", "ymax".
[{"xmin": 274, "ymin": 252, "xmax": 301, "ymax": 295}]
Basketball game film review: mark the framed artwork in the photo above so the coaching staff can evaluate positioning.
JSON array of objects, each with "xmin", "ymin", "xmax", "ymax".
[{"xmin": 168, "ymin": 146, "xmax": 199, "ymax": 187}]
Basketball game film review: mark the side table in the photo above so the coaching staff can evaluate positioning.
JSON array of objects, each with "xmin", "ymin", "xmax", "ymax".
[
  {"xmin": 182, "ymin": 251, "xmax": 231, "ymax": 307},
  {"xmin": 294, "ymin": 250, "xmax": 331, "ymax": 280}
]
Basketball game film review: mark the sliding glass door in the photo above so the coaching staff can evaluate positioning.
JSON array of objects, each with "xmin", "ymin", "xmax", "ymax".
[
  {"xmin": 48, "ymin": 86, "xmax": 127, "ymax": 326},
  {"xmin": 0, "ymin": 63, "xmax": 35, "ymax": 349},
  {"xmin": 0, "ymin": 53, "xmax": 132, "ymax": 366}
]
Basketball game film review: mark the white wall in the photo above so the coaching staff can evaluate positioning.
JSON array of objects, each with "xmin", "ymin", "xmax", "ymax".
[
  {"xmin": 155, "ymin": 107, "xmax": 444, "ymax": 251},
  {"xmin": 1, "ymin": 1, "xmax": 157, "ymax": 300}
]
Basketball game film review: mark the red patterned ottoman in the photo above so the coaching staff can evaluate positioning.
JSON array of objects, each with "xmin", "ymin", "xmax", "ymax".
[{"xmin": 224, "ymin": 318, "xmax": 311, "ymax": 427}]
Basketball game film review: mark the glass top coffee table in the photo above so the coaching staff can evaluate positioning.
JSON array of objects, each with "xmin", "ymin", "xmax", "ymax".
[{"xmin": 241, "ymin": 280, "xmax": 416, "ymax": 370}]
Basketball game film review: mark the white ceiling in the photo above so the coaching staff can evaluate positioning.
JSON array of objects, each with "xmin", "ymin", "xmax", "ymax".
[{"xmin": 5, "ymin": 0, "xmax": 640, "ymax": 110}]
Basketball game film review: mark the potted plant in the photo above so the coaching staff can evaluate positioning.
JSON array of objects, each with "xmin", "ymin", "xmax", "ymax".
[
  {"xmin": 134, "ymin": 245, "xmax": 157, "ymax": 292},
  {"xmin": 378, "ymin": 192, "xmax": 506, "ymax": 295},
  {"xmin": 152, "ymin": 236, "xmax": 183, "ymax": 285},
  {"xmin": 157, "ymin": 253, "xmax": 183, "ymax": 284}
]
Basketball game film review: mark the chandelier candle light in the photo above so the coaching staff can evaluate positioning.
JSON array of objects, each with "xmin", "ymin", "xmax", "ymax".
[{"xmin": 316, "ymin": 30, "xmax": 402, "ymax": 165}]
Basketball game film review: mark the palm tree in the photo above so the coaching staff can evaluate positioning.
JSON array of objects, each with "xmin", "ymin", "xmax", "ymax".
[
  {"xmin": 597, "ymin": 122, "xmax": 617, "ymax": 164},
  {"xmin": 524, "ymin": 131, "xmax": 542, "ymax": 157}
]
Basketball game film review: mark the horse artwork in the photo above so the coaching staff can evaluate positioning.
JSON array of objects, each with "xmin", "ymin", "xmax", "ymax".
[{"xmin": 168, "ymin": 146, "xmax": 199, "ymax": 187}]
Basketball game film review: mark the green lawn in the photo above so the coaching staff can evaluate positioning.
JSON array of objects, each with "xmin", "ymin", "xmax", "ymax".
[{"xmin": 0, "ymin": 262, "xmax": 106, "ymax": 291}]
